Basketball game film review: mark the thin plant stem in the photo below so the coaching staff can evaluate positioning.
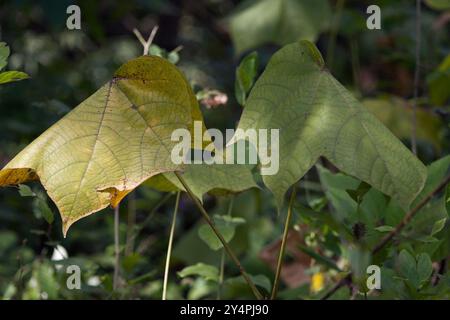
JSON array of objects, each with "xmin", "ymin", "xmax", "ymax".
[
  {"xmin": 270, "ymin": 186, "xmax": 297, "ymax": 300},
  {"xmin": 125, "ymin": 192, "xmax": 136, "ymax": 256},
  {"xmin": 411, "ymin": 0, "xmax": 421, "ymax": 155},
  {"xmin": 350, "ymin": 38, "xmax": 361, "ymax": 94},
  {"xmin": 174, "ymin": 172, "xmax": 263, "ymax": 300},
  {"xmin": 217, "ymin": 198, "xmax": 234, "ymax": 299},
  {"xmin": 113, "ymin": 205, "xmax": 120, "ymax": 291},
  {"xmin": 162, "ymin": 191, "xmax": 181, "ymax": 300},
  {"xmin": 217, "ymin": 249, "xmax": 226, "ymax": 300},
  {"xmin": 326, "ymin": 0, "xmax": 346, "ymax": 72}
]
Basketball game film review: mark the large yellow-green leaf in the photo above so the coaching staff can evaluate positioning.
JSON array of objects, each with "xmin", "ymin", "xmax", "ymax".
[
  {"xmin": 0, "ymin": 56, "xmax": 204, "ymax": 235},
  {"xmin": 228, "ymin": 0, "xmax": 331, "ymax": 54},
  {"xmin": 235, "ymin": 40, "xmax": 427, "ymax": 210}
]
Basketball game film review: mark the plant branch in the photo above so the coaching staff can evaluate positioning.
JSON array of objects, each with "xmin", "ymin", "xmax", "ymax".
[
  {"xmin": 174, "ymin": 171, "xmax": 263, "ymax": 300},
  {"xmin": 113, "ymin": 205, "xmax": 120, "ymax": 291},
  {"xmin": 373, "ymin": 173, "xmax": 450, "ymax": 254},
  {"xmin": 162, "ymin": 191, "xmax": 181, "ymax": 300},
  {"xmin": 321, "ymin": 174, "xmax": 450, "ymax": 299},
  {"xmin": 411, "ymin": 0, "xmax": 421, "ymax": 155},
  {"xmin": 271, "ymin": 186, "xmax": 296, "ymax": 300}
]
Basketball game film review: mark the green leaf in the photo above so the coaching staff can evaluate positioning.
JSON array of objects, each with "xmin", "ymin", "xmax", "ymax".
[
  {"xmin": 0, "ymin": 56, "xmax": 205, "ymax": 235},
  {"xmin": 413, "ymin": 155, "xmax": 450, "ymax": 206},
  {"xmin": 299, "ymin": 245, "xmax": 341, "ymax": 271},
  {"xmin": 177, "ymin": 263, "xmax": 219, "ymax": 282},
  {"xmin": 0, "ymin": 71, "xmax": 30, "ymax": 85},
  {"xmin": 33, "ymin": 197, "xmax": 54, "ymax": 225},
  {"xmin": 228, "ymin": 0, "xmax": 331, "ymax": 54},
  {"xmin": 346, "ymin": 181, "xmax": 371, "ymax": 203},
  {"xmin": 430, "ymin": 218, "xmax": 446, "ymax": 236},
  {"xmin": 235, "ymin": 51, "xmax": 259, "ymax": 106},
  {"xmin": 398, "ymin": 250, "xmax": 419, "ymax": 287},
  {"xmin": 225, "ymin": 274, "xmax": 271, "ymax": 293},
  {"xmin": 18, "ymin": 184, "xmax": 36, "ymax": 197},
  {"xmin": 397, "ymin": 251, "xmax": 432, "ymax": 289},
  {"xmin": 236, "ymin": 41, "xmax": 426, "ymax": 210},
  {"xmin": 416, "ymin": 253, "xmax": 432, "ymax": 284},
  {"xmin": 198, "ymin": 215, "xmax": 246, "ymax": 250},
  {"xmin": 375, "ymin": 225, "xmax": 395, "ymax": 232},
  {"xmin": 348, "ymin": 246, "xmax": 370, "ymax": 280},
  {"xmin": 0, "ymin": 42, "xmax": 10, "ymax": 71},
  {"xmin": 145, "ymin": 147, "xmax": 258, "ymax": 201},
  {"xmin": 427, "ymin": 55, "xmax": 450, "ymax": 105}
]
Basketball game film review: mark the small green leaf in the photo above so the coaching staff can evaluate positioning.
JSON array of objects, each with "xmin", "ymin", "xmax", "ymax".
[
  {"xmin": 0, "ymin": 71, "xmax": 29, "ymax": 85},
  {"xmin": 33, "ymin": 197, "xmax": 54, "ymax": 224},
  {"xmin": 235, "ymin": 51, "xmax": 259, "ymax": 106},
  {"xmin": 198, "ymin": 215, "xmax": 245, "ymax": 251},
  {"xmin": 177, "ymin": 263, "xmax": 219, "ymax": 282},
  {"xmin": 375, "ymin": 225, "xmax": 395, "ymax": 232},
  {"xmin": 225, "ymin": 274, "xmax": 271, "ymax": 293},
  {"xmin": 416, "ymin": 235, "xmax": 439, "ymax": 243},
  {"xmin": 299, "ymin": 245, "xmax": 341, "ymax": 271},
  {"xmin": 18, "ymin": 184, "xmax": 36, "ymax": 197},
  {"xmin": 398, "ymin": 250, "xmax": 420, "ymax": 288},
  {"xmin": 346, "ymin": 181, "xmax": 371, "ymax": 203},
  {"xmin": 0, "ymin": 42, "xmax": 10, "ymax": 71},
  {"xmin": 348, "ymin": 246, "xmax": 370, "ymax": 280},
  {"xmin": 431, "ymin": 218, "xmax": 447, "ymax": 236},
  {"xmin": 416, "ymin": 253, "xmax": 432, "ymax": 285},
  {"xmin": 413, "ymin": 155, "xmax": 450, "ymax": 206}
]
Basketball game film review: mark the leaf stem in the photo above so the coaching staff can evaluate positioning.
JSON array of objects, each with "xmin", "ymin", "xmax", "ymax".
[
  {"xmin": 217, "ymin": 198, "xmax": 234, "ymax": 299},
  {"xmin": 174, "ymin": 172, "xmax": 263, "ymax": 300},
  {"xmin": 217, "ymin": 249, "xmax": 226, "ymax": 300},
  {"xmin": 162, "ymin": 191, "xmax": 181, "ymax": 300},
  {"xmin": 125, "ymin": 192, "xmax": 136, "ymax": 256},
  {"xmin": 411, "ymin": 0, "xmax": 421, "ymax": 155},
  {"xmin": 113, "ymin": 205, "xmax": 120, "ymax": 291},
  {"xmin": 270, "ymin": 186, "xmax": 296, "ymax": 300},
  {"xmin": 326, "ymin": 0, "xmax": 346, "ymax": 71}
]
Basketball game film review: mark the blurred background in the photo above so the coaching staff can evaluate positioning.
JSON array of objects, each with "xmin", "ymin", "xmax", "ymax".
[{"xmin": 0, "ymin": 0, "xmax": 449, "ymax": 300}]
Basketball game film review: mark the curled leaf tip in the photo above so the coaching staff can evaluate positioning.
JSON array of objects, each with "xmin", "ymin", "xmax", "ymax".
[{"xmin": 298, "ymin": 40, "xmax": 325, "ymax": 69}]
